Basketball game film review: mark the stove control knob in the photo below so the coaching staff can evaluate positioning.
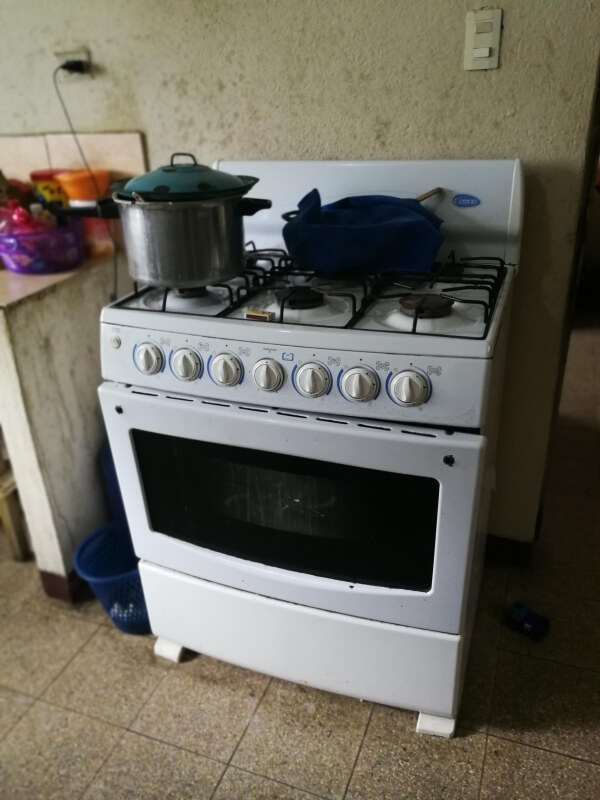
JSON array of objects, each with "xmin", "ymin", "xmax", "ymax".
[
  {"xmin": 340, "ymin": 367, "xmax": 379, "ymax": 402},
  {"xmin": 134, "ymin": 342, "xmax": 163, "ymax": 375},
  {"xmin": 172, "ymin": 348, "xmax": 202, "ymax": 381},
  {"xmin": 253, "ymin": 358, "xmax": 284, "ymax": 392},
  {"xmin": 389, "ymin": 370, "xmax": 430, "ymax": 407},
  {"xmin": 210, "ymin": 353, "xmax": 243, "ymax": 387},
  {"xmin": 295, "ymin": 362, "xmax": 331, "ymax": 398}
]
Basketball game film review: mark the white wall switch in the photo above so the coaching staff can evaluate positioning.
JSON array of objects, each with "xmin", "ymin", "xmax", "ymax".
[{"xmin": 464, "ymin": 9, "xmax": 502, "ymax": 71}]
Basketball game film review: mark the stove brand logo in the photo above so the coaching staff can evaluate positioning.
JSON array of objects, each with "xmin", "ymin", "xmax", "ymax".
[{"xmin": 452, "ymin": 193, "xmax": 481, "ymax": 208}]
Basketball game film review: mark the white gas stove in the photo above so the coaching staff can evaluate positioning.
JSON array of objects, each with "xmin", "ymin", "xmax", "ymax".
[{"xmin": 100, "ymin": 159, "xmax": 522, "ymax": 738}]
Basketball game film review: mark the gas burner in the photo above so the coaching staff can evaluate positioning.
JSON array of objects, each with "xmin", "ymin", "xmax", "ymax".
[
  {"xmin": 141, "ymin": 286, "xmax": 231, "ymax": 315},
  {"xmin": 364, "ymin": 300, "xmax": 484, "ymax": 335},
  {"xmin": 275, "ymin": 286, "xmax": 325, "ymax": 310},
  {"xmin": 398, "ymin": 293, "xmax": 455, "ymax": 319},
  {"xmin": 237, "ymin": 291, "xmax": 353, "ymax": 326},
  {"xmin": 175, "ymin": 287, "xmax": 208, "ymax": 298}
]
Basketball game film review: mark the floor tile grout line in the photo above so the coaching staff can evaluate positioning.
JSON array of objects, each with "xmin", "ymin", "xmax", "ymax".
[
  {"xmin": 38, "ymin": 622, "xmax": 103, "ymax": 700},
  {"xmin": 486, "ymin": 731, "xmax": 600, "ymax": 768},
  {"xmin": 24, "ymin": 629, "xmax": 169, "ymax": 727},
  {"xmin": 122, "ymin": 726, "xmax": 231, "ymax": 766},
  {"xmin": 0, "ymin": 693, "xmax": 35, "ymax": 745},
  {"xmin": 476, "ymin": 732, "xmax": 490, "ymax": 799},
  {"xmin": 75, "ymin": 726, "xmax": 129, "ymax": 800},
  {"xmin": 209, "ymin": 761, "xmax": 236, "ymax": 800},
  {"xmin": 123, "ymin": 703, "xmax": 372, "ymax": 800},
  {"xmin": 212, "ymin": 763, "xmax": 332, "ymax": 800},
  {"xmin": 33, "ymin": 695, "xmax": 126, "ymax": 730},
  {"xmin": 484, "ymin": 568, "xmax": 524, "ymax": 727},
  {"xmin": 39, "ymin": 632, "xmax": 172, "ymax": 729},
  {"xmin": 458, "ymin": 619, "xmax": 499, "ymax": 795},
  {"xmin": 0, "ymin": 617, "xmax": 101, "ymax": 703},
  {"xmin": 480, "ymin": 605, "xmax": 502, "ymax": 741},
  {"xmin": 208, "ymin": 676, "xmax": 273, "ymax": 800},
  {"xmin": 1, "ymin": 692, "xmax": 128, "ymax": 799},
  {"xmin": 495, "ymin": 644, "xmax": 600, "ymax": 675},
  {"xmin": 36, "ymin": 683, "xmax": 222, "ymax": 800},
  {"xmin": 21, "ymin": 693, "xmax": 132, "ymax": 732},
  {"xmin": 125, "ymin": 650, "xmax": 174, "ymax": 731},
  {"xmin": 505, "ymin": 574, "xmax": 600, "ymax": 591},
  {"xmin": 0, "ymin": 682, "xmax": 39, "ymax": 701},
  {"xmin": 341, "ymin": 702, "xmax": 375, "ymax": 800}
]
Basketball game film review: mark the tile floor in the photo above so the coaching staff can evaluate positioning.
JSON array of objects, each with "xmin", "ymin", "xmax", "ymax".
[{"xmin": 0, "ymin": 316, "xmax": 598, "ymax": 799}]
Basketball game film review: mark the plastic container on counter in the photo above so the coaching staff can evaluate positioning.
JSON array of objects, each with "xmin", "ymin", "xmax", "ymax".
[
  {"xmin": 29, "ymin": 168, "xmax": 70, "ymax": 206},
  {"xmin": 0, "ymin": 220, "xmax": 84, "ymax": 274},
  {"xmin": 56, "ymin": 169, "xmax": 110, "ymax": 201},
  {"xmin": 69, "ymin": 200, "xmax": 115, "ymax": 258}
]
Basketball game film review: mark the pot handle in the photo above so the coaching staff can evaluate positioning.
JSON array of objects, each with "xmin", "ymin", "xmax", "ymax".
[
  {"xmin": 170, "ymin": 152, "xmax": 198, "ymax": 165},
  {"xmin": 54, "ymin": 197, "xmax": 120, "ymax": 221},
  {"xmin": 96, "ymin": 198, "xmax": 121, "ymax": 219},
  {"xmin": 281, "ymin": 210, "xmax": 297, "ymax": 222},
  {"xmin": 237, "ymin": 197, "xmax": 273, "ymax": 216}
]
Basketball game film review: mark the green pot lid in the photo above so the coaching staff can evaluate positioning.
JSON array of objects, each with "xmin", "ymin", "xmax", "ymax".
[{"xmin": 121, "ymin": 153, "xmax": 258, "ymax": 201}]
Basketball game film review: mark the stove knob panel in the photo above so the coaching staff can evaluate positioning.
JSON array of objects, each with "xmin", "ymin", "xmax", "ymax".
[
  {"xmin": 210, "ymin": 353, "xmax": 243, "ymax": 387},
  {"xmin": 389, "ymin": 370, "xmax": 430, "ymax": 407},
  {"xmin": 171, "ymin": 348, "xmax": 202, "ymax": 381},
  {"xmin": 340, "ymin": 367, "xmax": 379, "ymax": 402},
  {"xmin": 134, "ymin": 342, "xmax": 164, "ymax": 375},
  {"xmin": 294, "ymin": 362, "xmax": 331, "ymax": 398},
  {"xmin": 253, "ymin": 358, "xmax": 284, "ymax": 392}
]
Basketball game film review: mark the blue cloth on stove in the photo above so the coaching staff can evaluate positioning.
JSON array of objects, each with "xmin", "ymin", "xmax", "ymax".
[{"xmin": 282, "ymin": 189, "xmax": 444, "ymax": 274}]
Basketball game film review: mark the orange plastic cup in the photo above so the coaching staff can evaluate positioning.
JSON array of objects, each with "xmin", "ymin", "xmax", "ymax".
[{"xmin": 55, "ymin": 169, "xmax": 110, "ymax": 201}]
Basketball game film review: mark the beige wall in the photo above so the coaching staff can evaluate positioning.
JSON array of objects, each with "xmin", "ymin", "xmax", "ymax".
[{"xmin": 1, "ymin": 0, "xmax": 599, "ymax": 541}]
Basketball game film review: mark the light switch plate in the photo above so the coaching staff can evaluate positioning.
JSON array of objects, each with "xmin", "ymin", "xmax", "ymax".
[{"xmin": 464, "ymin": 9, "xmax": 502, "ymax": 71}]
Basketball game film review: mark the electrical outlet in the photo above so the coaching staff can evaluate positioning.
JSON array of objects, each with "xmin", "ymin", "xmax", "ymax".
[{"xmin": 54, "ymin": 48, "xmax": 93, "ymax": 80}]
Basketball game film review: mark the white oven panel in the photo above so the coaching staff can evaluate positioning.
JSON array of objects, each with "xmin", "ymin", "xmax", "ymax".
[
  {"xmin": 99, "ymin": 382, "xmax": 486, "ymax": 635},
  {"xmin": 101, "ymin": 325, "xmax": 491, "ymax": 428}
]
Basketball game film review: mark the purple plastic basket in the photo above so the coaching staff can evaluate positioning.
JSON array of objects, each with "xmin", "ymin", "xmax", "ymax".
[{"xmin": 0, "ymin": 220, "xmax": 84, "ymax": 275}]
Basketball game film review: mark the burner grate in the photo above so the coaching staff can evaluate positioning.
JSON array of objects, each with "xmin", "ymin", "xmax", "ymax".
[
  {"xmin": 343, "ymin": 253, "xmax": 507, "ymax": 337},
  {"xmin": 398, "ymin": 294, "xmax": 455, "ymax": 319},
  {"xmin": 116, "ymin": 248, "xmax": 508, "ymax": 339}
]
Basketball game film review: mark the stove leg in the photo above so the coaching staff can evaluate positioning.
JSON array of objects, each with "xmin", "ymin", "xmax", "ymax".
[
  {"xmin": 154, "ymin": 637, "xmax": 185, "ymax": 663},
  {"xmin": 416, "ymin": 712, "xmax": 456, "ymax": 738}
]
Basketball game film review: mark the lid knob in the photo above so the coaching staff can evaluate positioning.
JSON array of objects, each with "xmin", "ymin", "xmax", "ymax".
[{"xmin": 170, "ymin": 152, "xmax": 198, "ymax": 165}]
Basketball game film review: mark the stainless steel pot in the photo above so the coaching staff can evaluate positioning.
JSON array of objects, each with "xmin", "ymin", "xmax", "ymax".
[
  {"xmin": 59, "ymin": 154, "xmax": 272, "ymax": 289},
  {"xmin": 114, "ymin": 192, "xmax": 271, "ymax": 288}
]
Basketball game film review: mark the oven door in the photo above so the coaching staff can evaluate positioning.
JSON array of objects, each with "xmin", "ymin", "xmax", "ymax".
[{"xmin": 99, "ymin": 383, "xmax": 486, "ymax": 634}]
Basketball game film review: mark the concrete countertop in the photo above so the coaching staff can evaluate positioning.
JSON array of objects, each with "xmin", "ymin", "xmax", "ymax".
[{"xmin": 0, "ymin": 257, "xmax": 118, "ymax": 309}]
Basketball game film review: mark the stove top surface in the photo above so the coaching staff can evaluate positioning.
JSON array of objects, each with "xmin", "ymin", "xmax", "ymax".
[
  {"xmin": 118, "ymin": 248, "xmax": 507, "ymax": 341},
  {"xmin": 100, "ymin": 160, "xmax": 522, "ymax": 425}
]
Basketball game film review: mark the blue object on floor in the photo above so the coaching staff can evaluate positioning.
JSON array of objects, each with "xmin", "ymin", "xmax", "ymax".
[
  {"xmin": 282, "ymin": 189, "xmax": 444, "ymax": 274},
  {"xmin": 501, "ymin": 600, "xmax": 550, "ymax": 641},
  {"xmin": 74, "ymin": 523, "xmax": 151, "ymax": 635}
]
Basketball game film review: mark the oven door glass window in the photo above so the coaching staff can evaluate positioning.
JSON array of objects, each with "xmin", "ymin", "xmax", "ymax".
[{"xmin": 132, "ymin": 430, "xmax": 439, "ymax": 591}]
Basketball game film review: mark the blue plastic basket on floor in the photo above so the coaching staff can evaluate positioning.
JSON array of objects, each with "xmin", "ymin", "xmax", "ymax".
[{"xmin": 74, "ymin": 523, "xmax": 151, "ymax": 635}]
